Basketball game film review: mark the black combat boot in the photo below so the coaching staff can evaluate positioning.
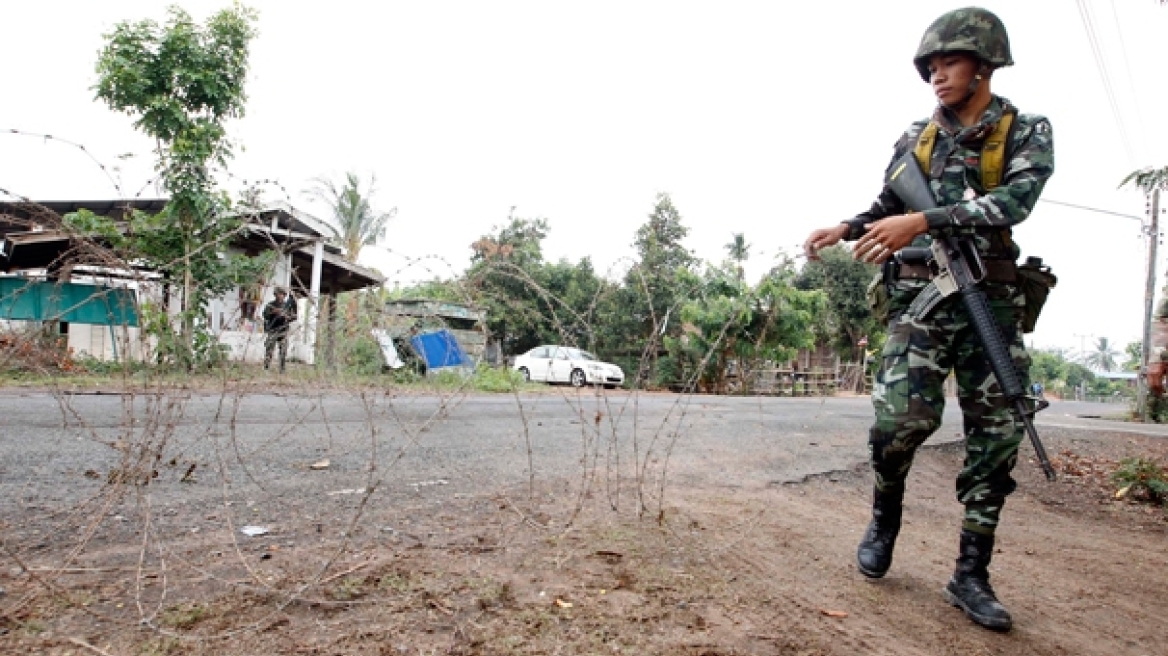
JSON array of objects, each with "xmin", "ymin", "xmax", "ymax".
[
  {"xmin": 855, "ymin": 488, "xmax": 903, "ymax": 578},
  {"xmin": 943, "ymin": 529, "xmax": 1013, "ymax": 631}
]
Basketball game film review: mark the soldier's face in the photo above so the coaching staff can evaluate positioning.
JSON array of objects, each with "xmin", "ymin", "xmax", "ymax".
[{"xmin": 927, "ymin": 53, "xmax": 979, "ymax": 106}]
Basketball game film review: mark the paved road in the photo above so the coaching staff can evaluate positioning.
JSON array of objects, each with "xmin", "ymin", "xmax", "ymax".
[
  {"xmin": 2, "ymin": 390, "xmax": 1161, "ymax": 508},
  {"xmin": 3, "ymin": 387, "xmax": 1165, "ymax": 554}
]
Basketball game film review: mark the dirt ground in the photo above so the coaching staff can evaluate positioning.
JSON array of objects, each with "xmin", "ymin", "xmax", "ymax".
[{"xmin": 2, "ymin": 428, "xmax": 1166, "ymax": 656}]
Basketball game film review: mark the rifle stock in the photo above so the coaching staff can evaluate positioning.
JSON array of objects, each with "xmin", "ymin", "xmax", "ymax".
[{"xmin": 884, "ymin": 153, "xmax": 1056, "ymax": 481}]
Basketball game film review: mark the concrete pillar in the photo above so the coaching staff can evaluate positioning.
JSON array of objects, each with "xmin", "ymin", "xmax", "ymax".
[{"xmin": 304, "ymin": 239, "xmax": 324, "ymax": 365}]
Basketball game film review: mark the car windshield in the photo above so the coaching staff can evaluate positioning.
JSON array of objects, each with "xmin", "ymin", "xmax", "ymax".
[{"xmin": 564, "ymin": 348, "xmax": 597, "ymax": 361}]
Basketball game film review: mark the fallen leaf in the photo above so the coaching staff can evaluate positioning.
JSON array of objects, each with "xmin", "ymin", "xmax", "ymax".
[
  {"xmin": 1116, "ymin": 485, "xmax": 1132, "ymax": 500},
  {"xmin": 819, "ymin": 609, "xmax": 848, "ymax": 618},
  {"xmin": 554, "ymin": 598, "xmax": 573, "ymax": 608},
  {"xmin": 310, "ymin": 459, "xmax": 330, "ymax": 470}
]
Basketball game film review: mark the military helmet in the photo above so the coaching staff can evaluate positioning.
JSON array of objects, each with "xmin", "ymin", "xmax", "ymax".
[{"xmin": 913, "ymin": 7, "xmax": 1013, "ymax": 82}]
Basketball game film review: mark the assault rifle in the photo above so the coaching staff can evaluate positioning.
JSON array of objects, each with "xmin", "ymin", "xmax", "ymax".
[{"xmin": 885, "ymin": 153, "xmax": 1057, "ymax": 481}]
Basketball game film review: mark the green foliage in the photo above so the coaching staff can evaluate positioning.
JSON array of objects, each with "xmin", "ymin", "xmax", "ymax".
[
  {"xmin": 1123, "ymin": 340, "xmax": 1142, "ymax": 372},
  {"xmin": 308, "ymin": 172, "xmax": 395, "ymax": 262},
  {"xmin": 470, "ymin": 365, "xmax": 527, "ymax": 392},
  {"xmin": 665, "ymin": 259, "xmax": 823, "ymax": 392},
  {"xmin": 465, "ymin": 215, "xmax": 602, "ymax": 356},
  {"xmin": 621, "ymin": 193, "xmax": 701, "ymax": 385},
  {"xmin": 1084, "ymin": 336, "xmax": 1121, "ymax": 372},
  {"xmin": 422, "ymin": 366, "xmax": 526, "ymax": 393},
  {"xmin": 1029, "ymin": 347, "xmax": 1096, "ymax": 397},
  {"xmin": 629, "ymin": 193, "xmax": 698, "ymax": 332},
  {"xmin": 1119, "ymin": 166, "xmax": 1168, "ymax": 194},
  {"xmin": 794, "ymin": 245, "xmax": 883, "ymax": 359},
  {"xmin": 139, "ymin": 302, "xmax": 229, "ymax": 370},
  {"xmin": 93, "ymin": 3, "xmax": 260, "ymax": 369},
  {"xmin": 385, "ymin": 279, "xmax": 467, "ymax": 304},
  {"xmin": 63, "ymin": 209, "xmax": 129, "ymax": 247},
  {"xmin": 724, "ymin": 232, "xmax": 751, "ymax": 280},
  {"xmin": 343, "ymin": 332, "xmax": 386, "ymax": 377},
  {"xmin": 159, "ymin": 602, "xmax": 209, "ymax": 629},
  {"xmin": 1111, "ymin": 457, "xmax": 1168, "ymax": 505}
]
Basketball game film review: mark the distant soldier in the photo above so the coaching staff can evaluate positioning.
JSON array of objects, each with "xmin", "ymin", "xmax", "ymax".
[
  {"xmin": 263, "ymin": 287, "xmax": 297, "ymax": 373},
  {"xmin": 1145, "ymin": 292, "xmax": 1168, "ymax": 420},
  {"xmin": 803, "ymin": 7, "xmax": 1054, "ymax": 631}
]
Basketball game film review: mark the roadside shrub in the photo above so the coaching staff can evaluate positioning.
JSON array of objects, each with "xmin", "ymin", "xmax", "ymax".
[
  {"xmin": 472, "ymin": 365, "xmax": 525, "ymax": 392},
  {"xmin": 342, "ymin": 333, "xmax": 385, "ymax": 376},
  {"xmin": 1111, "ymin": 457, "xmax": 1168, "ymax": 505},
  {"xmin": 0, "ymin": 327, "xmax": 79, "ymax": 374}
]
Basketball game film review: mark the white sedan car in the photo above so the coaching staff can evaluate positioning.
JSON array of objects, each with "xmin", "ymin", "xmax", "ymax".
[{"xmin": 513, "ymin": 346, "xmax": 625, "ymax": 388}]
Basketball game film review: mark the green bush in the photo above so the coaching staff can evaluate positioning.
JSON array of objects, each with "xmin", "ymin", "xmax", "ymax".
[
  {"xmin": 472, "ymin": 365, "xmax": 525, "ymax": 392},
  {"xmin": 421, "ymin": 365, "xmax": 526, "ymax": 392},
  {"xmin": 342, "ymin": 334, "xmax": 385, "ymax": 376},
  {"xmin": 1111, "ymin": 457, "xmax": 1168, "ymax": 505}
]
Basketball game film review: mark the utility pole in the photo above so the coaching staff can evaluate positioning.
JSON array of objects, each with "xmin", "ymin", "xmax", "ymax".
[
  {"xmin": 1138, "ymin": 188, "xmax": 1161, "ymax": 421},
  {"xmin": 1073, "ymin": 332, "xmax": 1096, "ymax": 363}
]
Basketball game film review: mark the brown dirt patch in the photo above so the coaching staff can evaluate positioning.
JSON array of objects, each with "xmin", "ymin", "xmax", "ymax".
[{"xmin": 2, "ymin": 431, "xmax": 1165, "ymax": 655}]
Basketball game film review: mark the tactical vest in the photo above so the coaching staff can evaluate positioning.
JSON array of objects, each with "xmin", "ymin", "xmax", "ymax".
[
  {"xmin": 912, "ymin": 111, "xmax": 1015, "ymax": 191},
  {"xmin": 912, "ymin": 111, "xmax": 1017, "ymax": 256}
]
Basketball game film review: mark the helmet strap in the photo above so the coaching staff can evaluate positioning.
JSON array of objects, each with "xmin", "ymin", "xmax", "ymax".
[{"xmin": 942, "ymin": 62, "xmax": 991, "ymax": 112}]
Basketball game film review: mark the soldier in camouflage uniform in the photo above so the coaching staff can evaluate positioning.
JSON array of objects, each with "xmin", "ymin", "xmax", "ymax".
[{"xmin": 803, "ymin": 7, "xmax": 1054, "ymax": 631}]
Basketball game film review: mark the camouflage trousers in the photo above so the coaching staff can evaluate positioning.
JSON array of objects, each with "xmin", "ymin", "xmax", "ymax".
[{"xmin": 870, "ymin": 280, "xmax": 1029, "ymax": 536}]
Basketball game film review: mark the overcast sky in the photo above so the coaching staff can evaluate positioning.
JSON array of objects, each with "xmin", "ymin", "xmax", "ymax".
[{"xmin": 3, "ymin": 0, "xmax": 1166, "ymax": 356}]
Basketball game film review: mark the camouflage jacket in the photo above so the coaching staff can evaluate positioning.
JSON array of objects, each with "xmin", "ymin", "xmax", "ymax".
[{"xmin": 843, "ymin": 95, "xmax": 1054, "ymax": 259}]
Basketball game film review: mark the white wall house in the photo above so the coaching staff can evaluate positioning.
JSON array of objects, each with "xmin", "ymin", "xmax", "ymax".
[{"xmin": 0, "ymin": 199, "xmax": 384, "ymax": 365}]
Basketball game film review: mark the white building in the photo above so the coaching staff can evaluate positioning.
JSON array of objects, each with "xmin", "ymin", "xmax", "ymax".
[{"xmin": 0, "ymin": 199, "xmax": 384, "ymax": 365}]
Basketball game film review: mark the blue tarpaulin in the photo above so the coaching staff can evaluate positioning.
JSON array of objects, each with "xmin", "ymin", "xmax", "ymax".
[{"xmin": 410, "ymin": 329, "xmax": 471, "ymax": 370}]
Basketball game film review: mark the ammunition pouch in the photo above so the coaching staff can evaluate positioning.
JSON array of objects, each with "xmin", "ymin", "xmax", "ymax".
[{"xmin": 1016, "ymin": 257, "xmax": 1057, "ymax": 334}]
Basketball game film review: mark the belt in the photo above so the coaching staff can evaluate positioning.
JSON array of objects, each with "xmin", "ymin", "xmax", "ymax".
[{"xmin": 897, "ymin": 259, "xmax": 1017, "ymax": 283}]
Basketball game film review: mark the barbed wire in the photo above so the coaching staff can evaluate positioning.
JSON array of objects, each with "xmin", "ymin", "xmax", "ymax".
[{"xmin": 0, "ymin": 137, "xmax": 881, "ymax": 655}]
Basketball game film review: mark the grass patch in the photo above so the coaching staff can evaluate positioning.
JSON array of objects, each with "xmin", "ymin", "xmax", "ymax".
[
  {"xmin": 1112, "ymin": 456, "xmax": 1168, "ymax": 505},
  {"xmin": 159, "ymin": 602, "xmax": 209, "ymax": 630}
]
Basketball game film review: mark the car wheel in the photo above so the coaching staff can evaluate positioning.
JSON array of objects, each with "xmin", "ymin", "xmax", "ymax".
[
  {"xmin": 518, "ymin": 367, "xmax": 530, "ymax": 382},
  {"xmin": 570, "ymin": 369, "xmax": 587, "ymax": 388}
]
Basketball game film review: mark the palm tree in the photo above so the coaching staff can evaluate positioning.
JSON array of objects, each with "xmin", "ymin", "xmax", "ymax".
[
  {"xmin": 1119, "ymin": 166, "xmax": 1168, "ymax": 196},
  {"xmin": 725, "ymin": 232, "xmax": 750, "ymax": 280},
  {"xmin": 307, "ymin": 172, "xmax": 396, "ymax": 263},
  {"xmin": 1084, "ymin": 336, "xmax": 1121, "ymax": 373},
  {"xmin": 725, "ymin": 232, "xmax": 751, "ymax": 262}
]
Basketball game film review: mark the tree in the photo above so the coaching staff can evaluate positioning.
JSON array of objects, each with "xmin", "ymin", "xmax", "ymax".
[
  {"xmin": 1030, "ymin": 347, "xmax": 1096, "ymax": 398},
  {"xmin": 464, "ymin": 215, "xmax": 605, "ymax": 356},
  {"xmin": 795, "ymin": 245, "xmax": 883, "ymax": 360},
  {"xmin": 1123, "ymin": 340, "xmax": 1143, "ymax": 372},
  {"xmin": 725, "ymin": 232, "xmax": 751, "ymax": 280},
  {"xmin": 627, "ymin": 193, "xmax": 698, "ymax": 384},
  {"xmin": 666, "ymin": 258, "xmax": 822, "ymax": 393},
  {"xmin": 307, "ymin": 172, "xmax": 395, "ymax": 263},
  {"xmin": 1084, "ymin": 336, "xmax": 1121, "ymax": 372},
  {"xmin": 92, "ymin": 3, "xmax": 263, "ymax": 367}
]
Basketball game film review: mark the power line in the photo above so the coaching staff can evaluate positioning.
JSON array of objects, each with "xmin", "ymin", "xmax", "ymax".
[
  {"xmin": 1075, "ymin": 0, "xmax": 1136, "ymax": 166},
  {"xmin": 1108, "ymin": 0, "xmax": 1148, "ymax": 156},
  {"xmin": 1039, "ymin": 197, "xmax": 1143, "ymax": 221}
]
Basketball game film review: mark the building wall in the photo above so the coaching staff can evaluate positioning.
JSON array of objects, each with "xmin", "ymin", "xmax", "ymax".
[{"xmin": 66, "ymin": 324, "xmax": 145, "ymax": 362}]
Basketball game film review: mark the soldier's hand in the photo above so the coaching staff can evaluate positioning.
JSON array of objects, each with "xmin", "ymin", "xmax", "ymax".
[
  {"xmin": 855, "ymin": 213, "xmax": 928, "ymax": 264},
  {"xmin": 803, "ymin": 224, "xmax": 850, "ymax": 261}
]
